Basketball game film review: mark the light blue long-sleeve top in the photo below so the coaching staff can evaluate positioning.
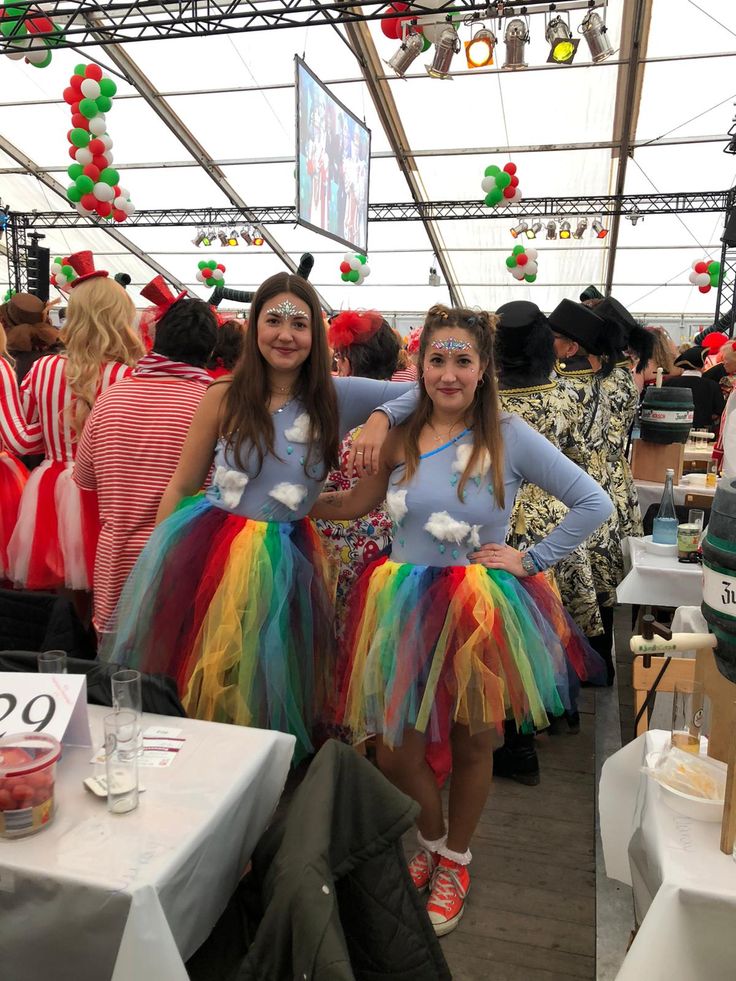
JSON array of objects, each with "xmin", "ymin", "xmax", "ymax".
[
  {"xmin": 386, "ymin": 413, "xmax": 613, "ymax": 569},
  {"xmin": 206, "ymin": 376, "xmax": 417, "ymax": 521}
]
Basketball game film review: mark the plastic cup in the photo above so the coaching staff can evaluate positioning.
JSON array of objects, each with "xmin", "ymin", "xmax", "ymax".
[
  {"xmin": 671, "ymin": 679, "xmax": 706, "ymax": 754},
  {"xmin": 104, "ymin": 710, "xmax": 139, "ymax": 814},
  {"xmin": 37, "ymin": 651, "xmax": 67, "ymax": 674}
]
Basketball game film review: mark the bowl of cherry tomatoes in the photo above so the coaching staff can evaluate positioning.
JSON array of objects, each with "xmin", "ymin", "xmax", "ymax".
[{"xmin": 0, "ymin": 732, "xmax": 61, "ymax": 838}]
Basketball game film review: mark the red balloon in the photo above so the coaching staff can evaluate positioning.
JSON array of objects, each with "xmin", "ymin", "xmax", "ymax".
[
  {"xmin": 96, "ymin": 201, "xmax": 112, "ymax": 217},
  {"xmin": 72, "ymin": 102, "xmax": 80, "ymax": 115},
  {"xmin": 85, "ymin": 64, "xmax": 103, "ymax": 81},
  {"xmin": 63, "ymin": 87, "xmax": 77, "ymax": 105},
  {"xmin": 390, "ymin": 2, "xmax": 409, "ymax": 9},
  {"xmin": 510, "ymin": 175, "xmax": 519, "ymax": 187},
  {"xmin": 66, "ymin": 130, "xmax": 74, "ymax": 143},
  {"xmin": 694, "ymin": 261, "xmax": 708, "ymax": 274},
  {"xmin": 113, "ymin": 185, "xmax": 121, "ymax": 197},
  {"xmin": 216, "ymin": 264, "xmax": 226, "ymax": 271},
  {"xmin": 88, "ymin": 138, "xmax": 105, "ymax": 155},
  {"xmin": 70, "ymin": 75, "xmax": 84, "ymax": 91},
  {"xmin": 83, "ymin": 164, "xmax": 100, "ymax": 181},
  {"xmin": 503, "ymin": 186, "xmax": 515, "ymax": 199},
  {"xmin": 81, "ymin": 193, "xmax": 97, "ymax": 210},
  {"xmin": 380, "ymin": 18, "xmax": 400, "ymax": 39},
  {"xmin": 69, "ymin": 146, "xmax": 80, "ymax": 160},
  {"xmin": 92, "ymin": 155, "xmax": 108, "ymax": 170},
  {"xmin": 516, "ymin": 253, "xmax": 529, "ymax": 266},
  {"xmin": 339, "ymin": 261, "xmax": 351, "ymax": 274},
  {"xmin": 71, "ymin": 113, "xmax": 88, "ymax": 130},
  {"xmin": 113, "ymin": 209, "xmax": 127, "ymax": 223},
  {"xmin": 698, "ymin": 285, "xmax": 711, "ymax": 294},
  {"xmin": 503, "ymin": 162, "xmax": 517, "ymax": 176},
  {"xmin": 202, "ymin": 268, "xmax": 213, "ymax": 278}
]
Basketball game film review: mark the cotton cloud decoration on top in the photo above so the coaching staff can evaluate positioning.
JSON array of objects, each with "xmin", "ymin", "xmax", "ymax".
[
  {"xmin": 451, "ymin": 444, "xmax": 491, "ymax": 478},
  {"xmin": 269, "ymin": 482, "xmax": 309, "ymax": 512},
  {"xmin": 386, "ymin": 489, "xmax": 408, "ymax": 524},
  {"xmin": 424, "ymin": 511, "xmax": 472, "ymax": 544},
  {"xmin": 284, "ymin": 413, "xmax": 311, "ymax": 444}
]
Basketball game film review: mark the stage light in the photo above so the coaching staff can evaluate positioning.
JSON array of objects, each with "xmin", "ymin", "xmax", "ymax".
[
  {"xmin": 428, "ymin": 265, "xmax": 441, "ymax": 287},
  {"xmin": 218, "ymin": 229, "xmax": 229, "ymax": 247},
  {"xmin": 202, "ymin": 228, "xmax": 216, "ymax": 247},
  {"xmin": 387, "ymin": 31, "xmax": 424, "ymax": 77},
  {"xmin": 628, "ymin": 209, "xmax": 641, "ymax": 227},
  {"xmin": 546, "ymin": 16, "xmax": 579, "ymax": 65},
  {"xmin": 502, "ymin": 18, "xmax": 529, "ymax": 71},
  {"xmin": 510, "ymin": 221, "xmax": 528, "ymax": 239},
  {"xmin": 465, "ymin": 27, "xmax": 496, "ymax": 69},
  {"xmin": 559, "ymin": 220, "xmax": 571, "ymax": 240},
  {"xmin": 572, "ymin": 218, "xmax": 588, "ymax": 239},
  {"xmin": 240, "ymin": 227, "xmax": 252, "ymax": 245},
  {"xmin": 426, "ymin": 24, "xmax": 460, "ymax": 79},
  {"xmin": 546, "ymin": 221, "xmax": 557, "ymax": 240},
  {"xmin": 227, "ymin": 228, "xmax": 239, "ymax": 247},
  {"xmin": 192, "ymin": 227, "xmax": 205, "ymax": 247},
  {"xmin": 252, "ymin": 229, "xmax": 264, "ymax": 247},
  {"xmin": 580, "ymin": 10, "xmax": 614, "ymax": 64},
  {"xmin": 592, "ymin": 217, "xmax": 608, "ymax": 239},
  {"xmin": 526, "ymin": 221, "xmax": 542, "ymax": 240}
]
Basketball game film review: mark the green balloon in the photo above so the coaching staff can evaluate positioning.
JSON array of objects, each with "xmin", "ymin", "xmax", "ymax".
[
  {"xmin": 61, "ymin": 265, "xmax": 74, "ymax": 279},
  {"xmin": 421, "ymin": 36, "xmax": 431, "ymax": 52},
  {"xmin": 30, "ymin": 50, "xmax": 52, "ymax": 69},
  {"xmin": 99, "ymin": 78, "xmax": 117, "ymax": 98},
  {"xmin": 710, "ymin": 273, "xmax": 720, "ymax": 287},
  {"xmin": 198, "ymin": 260, "xmax": 208, "ymax": 270},
  {"xmin": 505, "ymin": 256, "xmax": 517, "ymax": 268},
  {"xmin": 348, "ymin": 270, "xmax": 360, "ymax": 282},
  {"xmin": 357, "ymin": 254, "xmax": 367, "ymax": 264},
  {"xmin": 66, "ymin": 185, "xmax": 82, "ymax": 203},
  {"xmin": 496, "ymin": 172, "xmax": 511, "ymax": 189},
  {"xmin": 96, "ymin": 95, "xmax": 113, "ymax": 113},
  {"xmin": 54, "ymin": 256, "xmax": 62, "ymax": 265},
  {"xmin": 47, "ymin": 26, "xmax": 64, "ymax": 49},
  {"xmin": 708, "ymin": 261, "xmax": 721, "ymax": 274},
  {"xmin": 485, "ymin": 188, "xmax": 503, "ymax": 206},
  {"xmin": 207, "ymin": 260, "xmax": 217, "ymax": 269},
  {"xmin": 99, "ymin": 167, "xmax": 119, "ymax": 186},
  {"xmin": 75, "ymin": 174, "xmax": 94, "ymax": 194},
  {"xmin": 512, "ymin": 245, "xmax": 525, "ymax": 256},
  {"xmin": 0, "ymin": 18, "xmax": 26, "ymax": 40},
  {"xmin": 67, "ymin": 164, "xmax": 83, "ymax": 180},
  {"xmin": 74, "ymin": 64, "xmax": 87, "ymax": 75},
  {"xmin": 79, "ymin": 98, "xmax": 98, "ymax": 119},
  {"xmin": 524, "ymin": 274, "xmax": 537, "ymax": 283},
  {"xmin": 70, "ymin": 128, "xmax": 90, "ymax": 148},
  {"xmin": 341, "ymin": 272, "xmax": 350, "ymax": 281}
]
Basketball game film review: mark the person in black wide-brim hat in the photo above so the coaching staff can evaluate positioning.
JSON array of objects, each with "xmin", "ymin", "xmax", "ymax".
[{"xmin": 550, "ymin": 298, "xmax": 621, "ymax": 685}]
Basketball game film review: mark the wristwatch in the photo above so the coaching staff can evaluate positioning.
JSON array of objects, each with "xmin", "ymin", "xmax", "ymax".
[{"xmin": 520, "ymin": 552, "xmax": 538, "ymax": 577}]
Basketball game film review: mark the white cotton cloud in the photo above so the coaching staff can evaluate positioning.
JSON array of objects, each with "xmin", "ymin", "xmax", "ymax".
[
  {"xmin": 284, "ymin": 412, "xmax": 311, "ymax": 444},
  {"xmin": 424, "ymin": 511, "xmax": 472, "ymax": 544},
  {"xmin": 213, "ymin": 467, "xmax": 248, "ymax": 510},
  {"xmin": 469, "ymin": 525, "xmax": 482, "ymax": 549},
  {"xmin": 451, "ymin": 443, "xmax": 490, "ymax": 478},
  {"xmin": 386, "ymin": 489, "xmax": 408, "ymax": 524},
  {"xmin": 269, "ymin": 482, "xmax": 309, "ymax": 512}
]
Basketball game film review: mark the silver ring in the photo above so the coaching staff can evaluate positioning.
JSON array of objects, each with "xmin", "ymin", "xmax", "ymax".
[{"xmin": 357, "ymin": 450, "xmax": 365, "ymax": 455}]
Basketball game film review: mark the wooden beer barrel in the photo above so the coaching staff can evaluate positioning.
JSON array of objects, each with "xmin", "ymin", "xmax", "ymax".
[
  {"xmin": 701, "ymin": 477, "xmax": 736, "ymax": 682},
  {"xmin": 639, "ymin": 387, "xmax": 694, "ymax": 444}
]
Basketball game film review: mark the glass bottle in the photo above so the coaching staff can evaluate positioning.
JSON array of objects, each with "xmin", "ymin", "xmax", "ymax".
[{"xmin": 652, "ymin": 468, "xmax": 678, "ymax": 545}]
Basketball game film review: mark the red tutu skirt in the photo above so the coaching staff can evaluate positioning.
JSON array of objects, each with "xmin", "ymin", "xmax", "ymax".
[
  {"xmin": 6, "ymin": 460, "xmax": 99, "ymax": 590},
  {"xmin": 0, "ymin": 452, "xmax": 29, "ymax": 579}
]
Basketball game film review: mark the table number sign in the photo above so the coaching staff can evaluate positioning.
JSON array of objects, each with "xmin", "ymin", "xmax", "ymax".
[{"xmin": 0, "ymin": 673, "xmax": 91, "ymax": 747}]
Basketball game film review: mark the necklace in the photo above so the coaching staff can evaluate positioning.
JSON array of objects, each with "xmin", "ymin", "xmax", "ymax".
[
  {"xmin": 271, "ymin": 383, "xmax": 291, "ymax": 393},
  {"xmin": 428, "ymin": 420, "xmax": 463, "ymax": 442}
]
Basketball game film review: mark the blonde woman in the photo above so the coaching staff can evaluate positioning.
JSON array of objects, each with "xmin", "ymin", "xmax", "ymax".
[{"xmin": 7, "ymin": 253, "xmax": 143, "ymax": 590}]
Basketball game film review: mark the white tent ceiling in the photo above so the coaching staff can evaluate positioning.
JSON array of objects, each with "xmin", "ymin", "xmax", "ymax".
[{"xmin": 0, "ymin": 0, "xmax": 734, "ymax": 322}]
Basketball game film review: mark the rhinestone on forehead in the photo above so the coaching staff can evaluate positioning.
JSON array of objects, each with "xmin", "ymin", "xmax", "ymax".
[
  {"xmin": 431, "ymin": 337, "xmax": 473, "ymax": 353},
  {"xmin": 266, "ymin": 299, "xmax": 309, "ymax": 318}
]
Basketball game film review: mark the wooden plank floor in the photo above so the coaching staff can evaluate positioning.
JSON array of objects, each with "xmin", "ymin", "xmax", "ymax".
[{"xmin": 435, "ymin": 689, "xmax": 597, "ymax": 981}]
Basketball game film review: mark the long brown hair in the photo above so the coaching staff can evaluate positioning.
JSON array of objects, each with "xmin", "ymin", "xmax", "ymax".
[
  {"xmin": 220, "ymin": 272, "xmax": 339, "ymax": 478},
  {"xmin": 401, "ymin": 304, "xmax": 505, "ymax": 507}
]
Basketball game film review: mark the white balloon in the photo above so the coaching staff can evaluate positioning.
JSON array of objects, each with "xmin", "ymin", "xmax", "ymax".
[
  {"xmin": 496, "ymin": 197, "xmax": 511, "ymax": 209},
  {"xmin": 524, "ymin": 261, "xmax": 538, "ymax": 276},
  {"xmin": 55, "ymin": 274, "xmax": 68, "ymax": 286},
  {"xmin": 481, "ymin": 176, "xmax": 496, "ymax": 193},
  {"xmin": 25, "ymin": 48, "xmax": 49, "ymax": 66},
  {"xmin": 343, "ymin": 252, "xmax": 354, "ymax": 264},
  {"xmin": 6, "ymin": 49, "xmax": 27, "ymax": 61},
  {"xmin": 349, "ymin": 257, "xmax": 362, "ymax": 271},
  {"xmin": 511, "ymin": 267, "xmax": 525, "ymax": 280},
  {"xmin": 211, "ymin": 268, "xmax": 224, "ymax": 282},
  {"xmin": 104, "ymin": 151, "xmax": 114, "ymax": 164},
  {"xmin": 75, "ymin": 202, "xmax": 93, "ymax": 216},
  {"xmin": 113, "ymin": 195, "xmax": 126, "ymax": 209},
  {"xmin": 692, "ymin": 260, "xmax": 701, "ymax": 270},
  {"xmin": 525, "ymin": 248, "xmax": 538, "ymax": 261},
  {"xmin": 80, "ymin": 78, "xmax": 101, "ymax": 99},
  {"xmin": 50, "ymin": 262, "xmax": 62, "ymax": 275},
  {"xmin": 75, "ymin": 147, "xmax": 93, "ymax": 166},
  {"xmin": 511, "ymin": 187, "xmax": 523, "ymax": 202},
  {"xmin": 362, "ymin": 264, "xmax": 371, "ymax": 277},
  {"xmin": 688, "ymin": 270, "xmax": 700, "ymax": 284},
  {"xmin": 123, "ymin": 201, "xmax": 135, "ymax": 216},
  {"xmin": 89, "ymin": 117, "xmax": 107, "ymax": 136},
  {"xmin": 696, "ymin": 272, "xmax": 711, "ymax": 287},
  {"xmin": 196, "ymin": 271, "xmax": 205, "ymax": 283},
  {"xmin": 93, "ymin": 181, "xmax": 114, "ymax": 202},
  {"xmin": 100, "ymin": 134, "xmax": 113, "ymax": 150}
]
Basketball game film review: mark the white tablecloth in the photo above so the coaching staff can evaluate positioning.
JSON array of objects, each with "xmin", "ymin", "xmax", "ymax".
[
  {"xmin": 683, "ymin": 444, "xmax": 715, "ymax": 463},
  {"xmin": 616, "ymin": 538, "xmax": 703, "ymax": 609},
  {"xmin": 0, "ymin": 705, "xmax": 294, "ymax": 981},
  {"xmin": 635, "ymin": 478, "xmax": 717, "ymax": 516},
  {"xmin": 600, "ymin": 730, "xmax": 736, "ymax": 980}
]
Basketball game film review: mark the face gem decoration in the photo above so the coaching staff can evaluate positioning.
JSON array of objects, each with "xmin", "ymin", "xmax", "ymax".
[
  {"xmin": 430, "ymin": 337, "xmax": 473, "ymax": 353},
  {"xmin": 266, "ymin": 299, "xmax": 309, "ymax": 319}
]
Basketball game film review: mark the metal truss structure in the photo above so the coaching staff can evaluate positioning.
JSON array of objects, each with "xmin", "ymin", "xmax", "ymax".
[
  {"xmin": 0, "ymin": 0, "xmax": 604, "ymax": 54},
  {"xmin": 714, "ymin": 186, "xmax": 736, "ymax": 336}
]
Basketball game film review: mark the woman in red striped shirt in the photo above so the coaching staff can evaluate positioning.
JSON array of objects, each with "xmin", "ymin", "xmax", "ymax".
[{"xmin": 7, "ymin": 253, "xmax": 144, "ymax": 591}]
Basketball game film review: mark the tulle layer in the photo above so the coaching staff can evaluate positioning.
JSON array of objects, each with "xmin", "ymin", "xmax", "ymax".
[
  {"xmin": 101, "ymin": 497, "xmax": 335, "ymax": 764},
  {"xmin": 338, "ymin": 558, "xmax": 606, "ymax": 749},
  {"xmin": 0, "ymin": 452, "xmax": 29, "ymax": 578},
  {"xmin": 6, "ymin": 461, "xmax": 98, "ymax": 590}
]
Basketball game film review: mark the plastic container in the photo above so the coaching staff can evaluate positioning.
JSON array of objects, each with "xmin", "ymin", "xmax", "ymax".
[{"xmin": 0, "ymin": 732, "xmax": 61, "ymax": 838}]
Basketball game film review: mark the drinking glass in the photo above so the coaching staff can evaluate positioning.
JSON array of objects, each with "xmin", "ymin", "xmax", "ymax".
[
  {"xmin": 688, "ymin": 509, "xmax": 705, "ymax": 532},
  {"xmin": 706, "ymin": 460, "xmax": 718, "ymax": 488},
  {"xmin": 104, "ymin": 710, "xmax": 139, "ymax": 814},
  {"xmin": 111, "ymin": 669, "xmax": 142, "ymax": 754},
  {"xmin": 671, "ymin": 679, "xmax": 706, "ymax": 754},
  {"xmin": 37, "ymin": 651, "xmax": 67, "ymax": 674}
]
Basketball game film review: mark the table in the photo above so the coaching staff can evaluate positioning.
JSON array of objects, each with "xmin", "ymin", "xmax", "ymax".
[
  {"xmin": 635, "ymin": 478, "xmax": 717, "ymax": 516},
  {"xmin": 600, "ymin": 730, "xmax": 736, "ymax": 980},
  {"xmin": 617, "ymin": 538, "xmax": 703, "ymax": 609},
  {"xmin": 0, "ymin": 705, "xmax": 294, "ymax": 981}
]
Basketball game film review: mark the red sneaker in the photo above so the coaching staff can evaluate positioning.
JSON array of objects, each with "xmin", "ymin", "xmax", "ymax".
[
  {"xmin": 407, "ymin": 846, "xmax": 440, "ymax": 892},
  {"xmin": 426, "ymin": 857, "xmax": 470, "ymax": 936}
]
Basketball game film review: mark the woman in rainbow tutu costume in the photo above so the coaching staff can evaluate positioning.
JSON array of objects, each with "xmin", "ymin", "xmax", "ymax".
[
  {"xmin": 101, "ymin": 273, "xmax": 417, "ymax": 763},
  {"xmin": 312, "ymin": 305, "xmax": 612, "ymax": 936}
]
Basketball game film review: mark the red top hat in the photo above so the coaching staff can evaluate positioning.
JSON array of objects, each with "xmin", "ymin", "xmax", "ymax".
[
  {"xmin": 140, "ymin": 275, "xmax": 188, "ymax": 323},
  {"xmin": 67, "ymin": 250, "xmax": 109, "ymax": 287}
]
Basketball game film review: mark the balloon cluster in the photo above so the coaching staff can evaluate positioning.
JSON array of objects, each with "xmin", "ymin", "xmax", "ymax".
[
  {"xmin": 196, "ymin": 260, "xmax": 226, "ymax": 288},
  {"xmin": 62, "ymin": 64, "xmax": 135, "ymax": 222},
  {"xmin": 380, "ymin": 2, "xmax": 432, "ymax": 49},
  {"xmin": 688, "ymin": 258, "xmax": 721, "ymax": 294},
  {"xmin": 506, "ymin": 244, "xmax": 538, "ymax": 283},
  {"xmin": 0, "ymin": 4, "xmax": 61, "ymax": 68},
  {"xmin": 49, "ymin": 256, "xmax": 78, "ymax": 290},
  {"xmin": 482, "ymin": 162, "xmax": 522, "ymax": 209},
  {"xmin": 339, "ymin": 252, "xmax": 371, "ymax": 285}
]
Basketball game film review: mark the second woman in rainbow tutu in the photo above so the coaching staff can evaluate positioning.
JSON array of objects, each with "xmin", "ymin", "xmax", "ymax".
[{"xmin": 312, "ymin": 304, "xmax": 612, "ymax": 936}]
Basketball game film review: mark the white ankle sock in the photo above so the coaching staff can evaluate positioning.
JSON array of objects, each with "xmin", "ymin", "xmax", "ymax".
[
  {"xmin": 437, "ymin": 843, "xmax": 472, "ymax": 866},
  {"xmin": 417, "ymin": 830, "xmax": 446, "ymax": 854}
]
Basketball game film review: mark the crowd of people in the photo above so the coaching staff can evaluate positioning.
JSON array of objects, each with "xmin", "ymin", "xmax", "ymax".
[{"xmin": 1, "ymin": 250, "xmax": 734, "ymax": 937}]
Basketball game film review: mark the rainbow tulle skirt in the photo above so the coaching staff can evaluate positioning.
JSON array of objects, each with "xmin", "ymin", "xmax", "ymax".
[
  {"xmin": 100, "ymin": 497, "xmax": 334, "ymax": 763},
  {"xmin": 338, "ymin": 558, "xmax": 606, "ymax": 749}
]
